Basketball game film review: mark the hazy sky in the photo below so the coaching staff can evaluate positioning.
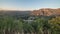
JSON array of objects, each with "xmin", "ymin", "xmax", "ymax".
[{"xmin": 0, "ymin": 0, "xmax": 60, "ymax": 10}]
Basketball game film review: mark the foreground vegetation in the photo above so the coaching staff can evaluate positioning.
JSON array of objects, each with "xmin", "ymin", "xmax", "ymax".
[{"xmin": 0, "ymin": 15, "xmax": 60, "ymax": 34}]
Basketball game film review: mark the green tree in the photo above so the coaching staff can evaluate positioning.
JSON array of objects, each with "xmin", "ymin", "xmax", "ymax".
[
  {"xmin": 31, "ymin": 18, "xmax": 46, "ymax": 34},
  {"xmin": 48, "ymin": 17, "xmax": 60, "ymax": 34},
  {"xmin": 23, "ymin": 22, "xmax": 34, "ymax": 34},
  {"xmin": 0, "ymin": 16, "xmax": 23, "ymax": 34}
]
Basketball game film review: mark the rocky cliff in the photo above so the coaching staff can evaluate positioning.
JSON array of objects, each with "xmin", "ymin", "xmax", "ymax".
[{"xmin": 31, "ymin": 8, "xmax": 60, "ymax": 16}]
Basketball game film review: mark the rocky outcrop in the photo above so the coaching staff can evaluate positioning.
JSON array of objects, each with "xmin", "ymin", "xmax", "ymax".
[{"xmin": 31, "ymin": 8, "xmax": 60, "ymax": 16}]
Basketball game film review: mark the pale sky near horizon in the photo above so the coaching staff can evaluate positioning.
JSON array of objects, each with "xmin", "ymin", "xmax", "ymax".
[{"xmin": 0, "ymin": 0, "xmax": 60, "ymax": 10}]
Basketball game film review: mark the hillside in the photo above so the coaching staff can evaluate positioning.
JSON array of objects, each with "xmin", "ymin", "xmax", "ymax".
[
  {"xmin": 0, "ymin": 10, "xmax": 31, "ymax": 16},
  {"xmin": 31, "ymin": 8, "xmax": 60, "ymax": 16},
  {"xmin": 0, "ymin": 8, "xmax": 60, "ymax": 17}
]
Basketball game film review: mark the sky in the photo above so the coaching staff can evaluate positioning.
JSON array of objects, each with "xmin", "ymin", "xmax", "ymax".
[{"xmin": 0, "ymin": 0, "xmax": 60, "ymax": 10}]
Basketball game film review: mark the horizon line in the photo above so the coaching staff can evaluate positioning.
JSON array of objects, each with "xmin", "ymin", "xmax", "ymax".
[{"xmin": 0, "ymin": 8, "xmax": 60, "ymax": 11}]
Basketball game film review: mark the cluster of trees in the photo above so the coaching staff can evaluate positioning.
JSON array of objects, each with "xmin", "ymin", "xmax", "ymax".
[{"xmin": 0, "ymin": 16, "xmax": 60, "ymax": 34}]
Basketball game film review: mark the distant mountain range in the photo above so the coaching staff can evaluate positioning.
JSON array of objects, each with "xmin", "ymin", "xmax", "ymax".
[{"xmin": 0, "ymin": 8, "xmax": 60, "ymax": 16}]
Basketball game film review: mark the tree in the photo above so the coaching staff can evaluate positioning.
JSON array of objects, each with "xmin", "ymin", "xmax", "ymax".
[
  {"xmin": 31, "ymin": 18, "xmax": 46, "ymax": 34},
  {"xmin": 0, "ymin": 16, "xmax": 24, "ymax": 34},
  {"xmin": 48, "ymin": 17, "xmax": 60, "ymax": 34},
  {"xmin": 23, "ymin": 22, "xmax": 34, "ymax": 34}
]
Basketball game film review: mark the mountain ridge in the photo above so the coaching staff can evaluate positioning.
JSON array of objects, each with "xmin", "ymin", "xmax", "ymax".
[
  {"xmin": 0, "ymin": 8, "xmax": 60, "ymax": 16},
  {"xmin": 31, "ymin": 8, "xmax": 60, "ymax": 16}
]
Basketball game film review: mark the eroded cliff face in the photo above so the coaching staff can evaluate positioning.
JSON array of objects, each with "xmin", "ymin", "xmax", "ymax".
[{"xmin": 31, "ymin": 8, "xmax": 60, "ymax": 16}]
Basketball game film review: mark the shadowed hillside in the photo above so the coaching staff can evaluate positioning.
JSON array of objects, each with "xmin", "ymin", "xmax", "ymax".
[{"xmin": 0, "ymin": 10, "xmax": 31, "ymax": 16}]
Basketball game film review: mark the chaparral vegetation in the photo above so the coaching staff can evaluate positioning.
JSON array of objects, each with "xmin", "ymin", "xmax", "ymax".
[{"xmin": 0, "ymin": 15, "xmax": 60, "ymax": 34}]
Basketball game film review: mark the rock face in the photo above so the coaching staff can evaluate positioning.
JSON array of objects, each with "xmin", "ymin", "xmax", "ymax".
[{"xmin": 31, "ymin": 8, "xmax": 60, "ymax": 16}]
